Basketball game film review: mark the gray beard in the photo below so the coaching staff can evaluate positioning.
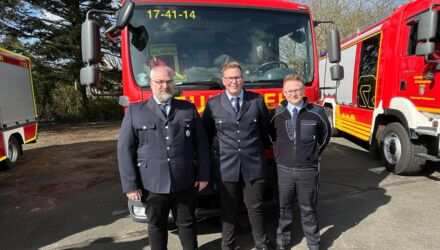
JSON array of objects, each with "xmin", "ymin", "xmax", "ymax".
[{"xmin": 155, "ymin": 93, "xmax": 172, "ymax": 103}]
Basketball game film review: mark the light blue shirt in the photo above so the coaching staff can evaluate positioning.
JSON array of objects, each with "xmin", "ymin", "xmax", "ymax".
[
  {"xmin": 226, "ymin": 90, "xmax": 244, "ymax": 109},
  {"xmin": 286, "ymin": 100, "xmax": 304, "ymax": 116},
  {"xmin": 153, "ymin": 96, "xmax": 171, "ymax": 115}
]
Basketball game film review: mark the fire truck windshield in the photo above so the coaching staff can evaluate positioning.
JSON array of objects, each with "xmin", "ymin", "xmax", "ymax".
[{"xmin": 128, "ymin": 5, "xmax": 314, "ymax": 88}]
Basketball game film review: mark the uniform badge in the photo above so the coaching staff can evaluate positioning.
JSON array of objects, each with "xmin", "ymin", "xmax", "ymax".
[{"xmin": 186, "ymin": 130, "xmax": 191, "ymax": 137}]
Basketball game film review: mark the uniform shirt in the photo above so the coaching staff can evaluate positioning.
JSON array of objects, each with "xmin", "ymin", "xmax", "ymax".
[
  {"xmin": 225, "ymin": 90, "xmax": 244, "ymax": 110},
  {"xmin": 286, "ymin": 100, "xmax": 304, "ymax": 116},
  {"xmin": 153, "ymin": 96, "xmax": 171, "ymax": 115}
]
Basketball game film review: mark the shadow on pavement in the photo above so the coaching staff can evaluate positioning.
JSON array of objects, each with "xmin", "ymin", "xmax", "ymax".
[
  {"xmin": 1, "ymin": 135, "xmax": 437, "ymax": 249},
  {"xmin": 0, "ymin": 140, "xmax": 131, "ymax": 250}
]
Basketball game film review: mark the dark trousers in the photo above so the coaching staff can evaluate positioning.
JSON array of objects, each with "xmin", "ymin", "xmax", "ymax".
[
  {"xmin": 145, "ymin": 187, "xmax": 197, "ymax": 250},
  {"xmin": 276, "ymin": 166, "xmax": 320, "ymax": 250},
  {"xmin": 219, "ymin": 178, "xmax": 269, "ymax": 250}
]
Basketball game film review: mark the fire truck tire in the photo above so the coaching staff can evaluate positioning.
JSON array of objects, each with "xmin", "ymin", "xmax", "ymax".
[
  {"xmin": 380, "ymin": 122, "xmax": 427, "ymax": 175},
  {"xmin": 324, "ymin": 107, "xmax": 339, "ymax": 137},
  {"xmin": 4, "ymin": 136, "xmax": 21, "ymax": 169}
]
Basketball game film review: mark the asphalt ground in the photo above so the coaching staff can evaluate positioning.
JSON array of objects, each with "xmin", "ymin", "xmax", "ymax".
[{"xmin": 1, "ymin": 133, "xmax": 439, "ymax": 250}]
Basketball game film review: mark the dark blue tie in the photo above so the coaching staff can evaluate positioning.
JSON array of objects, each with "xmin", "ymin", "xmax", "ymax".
[
  {"xmin": 160, "ymin": 104, "xmax": 167, "ymax": 117},
  {"xmin": 292, "ymin": 108, "xmax": 298, "ymax": 126},
  {"xmin": 234, "ymin": 97, "xmax": 240, "ymax": 114}
]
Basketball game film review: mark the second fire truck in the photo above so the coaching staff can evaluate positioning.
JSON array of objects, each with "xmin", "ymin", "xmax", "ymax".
[
  {"xmin": 0, "ymin": 48, "xmax": 38, "ymax": 169},
  {"xmin": 320, "ymin": 0, "xmax": 440, "ymax": 175}
]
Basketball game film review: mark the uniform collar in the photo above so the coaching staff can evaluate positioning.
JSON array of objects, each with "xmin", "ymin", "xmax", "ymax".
[
  {"xmin": 153, "ymin": 96, "xmax": 171, "ymax": 106},
  {"xmin": 286, "ymin": 100, "xmax": 304, "ymax": 114},
  {"xmin": 225, "ymin": 89, "xmax": 244, "ymax": 102}
]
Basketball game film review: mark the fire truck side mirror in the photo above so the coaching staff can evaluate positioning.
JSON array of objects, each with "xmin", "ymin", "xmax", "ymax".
[
  {"xmin": 104, "ymin": 0, "xmax": 135, "ymax": 39},
  {"xmin": 81, "ymin": 20, "xmax": 101, "ymax": 64},
  {"xmin": 115, "ymin": 0, "xmax": 135, "ymax": 30},
  {"xmin": 416, "ymin": 10, "xmax": 438, "ymax": 56},
  {"xmin": 327, "ymin": 29, "xmax": 341, "ymax": 63},
  {"xmin": 80, "ymin": 66, "xmax": 100, "ymax": 86},
  {"xmin": 330, "ymin": 64, "xmax": 344, "ymax": 81}
]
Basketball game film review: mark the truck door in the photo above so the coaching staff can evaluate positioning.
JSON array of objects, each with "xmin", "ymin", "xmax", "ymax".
[{"xmin": 399, "ymin": 10, "xmax": 440, "ymax": 110}]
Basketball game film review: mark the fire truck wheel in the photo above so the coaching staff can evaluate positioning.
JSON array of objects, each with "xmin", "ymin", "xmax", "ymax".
[
  {"xmin": 4, "ymin": 136, "xmax": 21, "ymax": 169},
  {"xmin": 324, "ymin": 107, "xmax": 339, "ymax": 137},
  {"xmin": 380, "ymin": 122, "xmax": 427, "ymax": 175}
]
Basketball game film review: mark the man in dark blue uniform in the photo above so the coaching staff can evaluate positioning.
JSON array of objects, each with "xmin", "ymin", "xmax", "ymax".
[
  {"xmin": 270, "ymin": 74, "xmax": 331, "ymax": 250},
  {"xmin": 117, "ymin": 66, "xmax": 210, "ymax": 250},
  {"xmin": 202, "ymin": 61, "xmax": 271, "ymax": 250}
]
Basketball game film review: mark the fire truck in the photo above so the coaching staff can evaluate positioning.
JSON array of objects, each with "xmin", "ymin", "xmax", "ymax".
[
  {"xmin": 80, "ymin": 0, "xmax": 342, "ymax": 221},
  {"xmin": 0, "ymin": 48, "xmax": 38, "ymax": 169},
  {"xmin": 319, "ymin": 0, "xmax": 440, "ymax": 175}
]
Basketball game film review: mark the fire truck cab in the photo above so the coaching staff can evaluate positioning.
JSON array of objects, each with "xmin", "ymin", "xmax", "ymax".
[{"xmin": 320, "ymin": 0, "xmax": 440, "ymax": 175}]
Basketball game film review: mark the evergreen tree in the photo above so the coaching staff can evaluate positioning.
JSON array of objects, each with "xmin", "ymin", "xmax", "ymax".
[{"xmin": 1, "ymin": 0, "xmax": 121, "ymax": 121}]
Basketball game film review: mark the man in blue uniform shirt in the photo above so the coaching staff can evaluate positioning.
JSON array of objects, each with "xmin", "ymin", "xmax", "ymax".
[
  {"xmin": 270, "ymin": 74, "xmax": 331, "ymax": 250},
  {"xmin": 117, "ymin": 65, "xmax": 210, "ymax": 250}
]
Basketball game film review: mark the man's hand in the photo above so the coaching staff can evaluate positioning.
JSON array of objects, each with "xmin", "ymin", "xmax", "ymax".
[
  {"xmin": 194, "ymin": 181, "xmax": 208, "ymax": 191},
  {"xmin": 126, "ymin": 189, "xmax": 142, "ymax": 200}
]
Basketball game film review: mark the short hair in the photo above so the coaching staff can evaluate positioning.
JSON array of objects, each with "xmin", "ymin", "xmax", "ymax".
[
  {"xmin": 222, "ymin": 61, "xmax": 242, "ymax": 75},
  {"xmin": 150, "ymin": 65, "xmax": 174, "ymax": 79},
  {"xmin": 283, "ymin": 74, "xmax": 304, "ymax": 88}
]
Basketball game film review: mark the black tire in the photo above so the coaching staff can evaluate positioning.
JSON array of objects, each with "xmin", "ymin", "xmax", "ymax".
[
  {"xmin": 380, "ymin": 122, "xmax": 427, "ymax": 175},
  {"xmin": 324, "ymin": 107, "xmax": 339, "ymax": 137},
  {"xmin": 4, "ymin": 136, "xmax": 21, "ymax": 169}
]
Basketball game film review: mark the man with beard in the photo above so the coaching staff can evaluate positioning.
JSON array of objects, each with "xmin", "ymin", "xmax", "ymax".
[{"xmin": 117, "ymin": 65, "xmax": 210, "ymax": 250}]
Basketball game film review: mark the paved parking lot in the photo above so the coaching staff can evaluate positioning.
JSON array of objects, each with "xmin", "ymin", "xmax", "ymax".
[{"xmin": 0, "ymin": 124, "xmax": 439, "ymax": 250}]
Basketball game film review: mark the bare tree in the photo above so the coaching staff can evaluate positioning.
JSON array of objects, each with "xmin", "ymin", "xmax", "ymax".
[{"xmin": 299, "ymin": 0, "xmax": 411, "ymax": 53}]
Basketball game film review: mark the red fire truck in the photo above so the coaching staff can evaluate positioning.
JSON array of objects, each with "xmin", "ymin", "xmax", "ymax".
[
  {"xmin": 0, "ymin": 48, "xmax": 38, "ymax": 169},
  {"xmin": 80, "ymin": 0, "xmax": 341, "ymax": 221},
  {"xmin": 319, "ymin": 0, "xmax": 440, "ymax": 175}
]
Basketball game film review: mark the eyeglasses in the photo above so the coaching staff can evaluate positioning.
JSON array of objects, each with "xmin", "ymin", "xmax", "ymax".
[
  {"xmin": 223, "ymin": 76, "xmax": 243, "ymax": 82},
  {"xmin": 151, "ymin": 79, "xmax": 174, "ymax": 86},
  {"xmin": 284, "ymin": 88, "xmax": 303, "ymax": 95}
]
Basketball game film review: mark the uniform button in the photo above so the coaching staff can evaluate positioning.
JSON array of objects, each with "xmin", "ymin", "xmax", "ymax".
[
  {"xmin": 236, "ymin": 121, "xmax": 239, "ymax": 124},
  {"xmin": 167, "ymin": 147, "xmax": 170, "ymax": 150},
  {"xmin": 137, "ymin": 163, "xmax": 141, "ymax": 166},
  {"xmin": 254, "ymin": 119, "xmax": 257, "ymax": 122},
  {"xmin": 166, "ymin": 136, "xmax": 169, "ymax": 140},
  {"xmin": 237, "ymin": 130, "xmax": 240, "ymax": 133},
  {"xmin": 238, "ymin": 148, "xmax": 241, "ymax": 151},
  {"xmin": 238, "ymin": 139, "xmax": 240, "ymax": 142},
  {"xmin": 142, "ymin": 126, "xmax": 146, "ymax": 129},
  {"xmin": 165, "ymin": 126, "xmax": 169, "ymax": 129},
  {"xmin": 219, "ymin": 120, "xmax": 222, "ymax": 123},
  {"xmin": 167, "ymin": 158, "xmax": 170, "ymax": 161}
]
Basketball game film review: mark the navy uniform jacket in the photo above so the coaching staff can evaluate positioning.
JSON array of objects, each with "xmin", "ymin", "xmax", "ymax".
[
  {"xmin": 202, "ymin": 90, "xmax": 270, "ymax": 182},
  {"xmin": 270, "ymin": 98, "xmax": 331, "ymax": 170},
  {"xmin": 117, "ymin": 98, "xmax": 210, "ymax": 194}
]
